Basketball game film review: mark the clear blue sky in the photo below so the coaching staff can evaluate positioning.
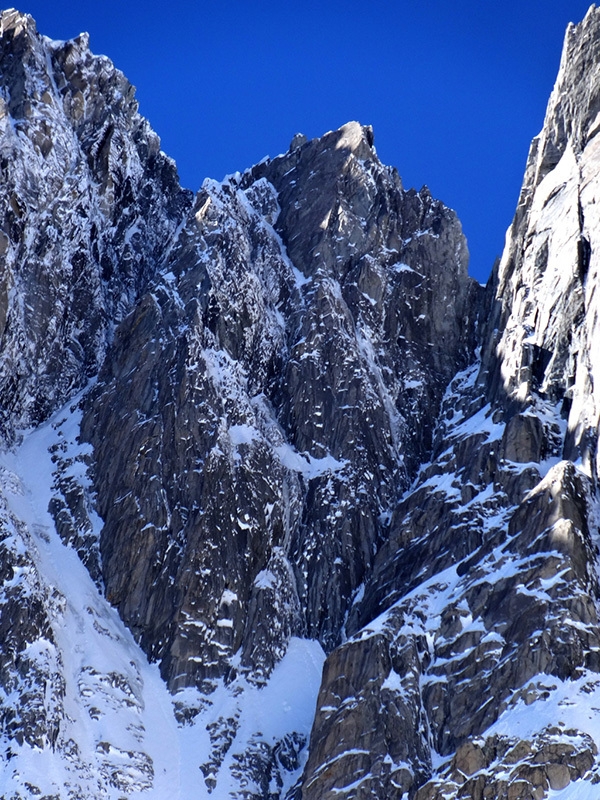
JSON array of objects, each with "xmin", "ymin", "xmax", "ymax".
[{"xmin": 13, "ymin": 1, "xmax": 595, "ymax": 282}]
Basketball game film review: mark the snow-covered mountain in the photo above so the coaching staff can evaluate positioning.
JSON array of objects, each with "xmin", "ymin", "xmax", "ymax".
[{"xmin": 1, "ymin": 5, "xmax": 600, "ymax": 800}]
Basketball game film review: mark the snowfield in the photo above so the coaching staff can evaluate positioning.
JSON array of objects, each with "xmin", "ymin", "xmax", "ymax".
[{"xmin": 0, "ymin": 398, "xmax": 325, "ymax": 799}]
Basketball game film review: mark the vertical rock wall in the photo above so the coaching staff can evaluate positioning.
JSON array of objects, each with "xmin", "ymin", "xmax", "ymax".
[
  {"xmin": 82, "ymin": 121, "xmax": 480, "ymax": 695},
  {"xmin": 299, "ymin": 8, "xmax": 600, "ymax": 799}
]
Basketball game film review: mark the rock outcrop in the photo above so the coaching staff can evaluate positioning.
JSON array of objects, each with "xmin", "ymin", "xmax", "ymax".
[{"xmin": 299, "ymin": 7, "xmax": 600, "ymax": 799}]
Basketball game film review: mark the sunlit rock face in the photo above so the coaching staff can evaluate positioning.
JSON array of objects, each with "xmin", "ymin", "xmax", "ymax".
[
  {"xmin": 483, "ymin": 4, "xmax": 600, "ymax": 477},
  {"xmin": 0, "ymin": 9, "xmax": 190, "ymax": 444},
  {"xmin": 2, "ymin": 6, "xmax": 600, "ymax": 800}
]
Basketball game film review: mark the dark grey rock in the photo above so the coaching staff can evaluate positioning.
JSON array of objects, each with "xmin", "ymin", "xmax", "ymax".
[
  {"xmin": 2, "ymin": 7, "xmax": 600, "ymax": 800},
  {"xmin": 299, "ymin": 10, "xmax": 600, "ymax": 799},
  {"xmin": 81, "ymin": 120, "xmax": 480, "ymax": 694}
]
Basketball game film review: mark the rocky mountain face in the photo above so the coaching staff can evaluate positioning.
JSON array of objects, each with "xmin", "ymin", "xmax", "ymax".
[
  {"xmin": 1, "ymin": 5, "xmax": 600, "ymax": 800},
  {"xmin": 81, "ymin": 119, "xmax": 479, "ymax": 693},
  {"xmin": 301, "ymin": 8, "xmax": 600, "ymax": 799},
  {"xmin": 0, "ymin": 9, "xmax": 190, "ymax": 444}
]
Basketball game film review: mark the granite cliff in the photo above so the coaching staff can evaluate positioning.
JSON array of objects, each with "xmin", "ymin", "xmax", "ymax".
[{"xmin": 0, "ymin": 6, "xmax": 599, "ymax": 800}]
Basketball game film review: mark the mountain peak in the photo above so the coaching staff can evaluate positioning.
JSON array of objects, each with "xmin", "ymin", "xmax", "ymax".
[
  {"xmin": 0, "ymin": 8, "xmax": 36, "ymax": 36},
  {"xmin": 331, "ymin": 119, "xmax": 375, "ymax": 153},
  {"xmin": 531, "ymin": 3, "xmax": 600, "ymax": 185}
]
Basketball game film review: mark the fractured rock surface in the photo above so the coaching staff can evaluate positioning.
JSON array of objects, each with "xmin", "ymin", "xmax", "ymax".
[
  {"xmin": 81, "ymin": 120, "xmax": 479, "ymax": 695},
  {"xmin": 300, "ymin": 7, "xmax": 600, "ymax": 799},
  {"xmin": 0, "ymin": 9, "xmax": 190, "ymax": 444}
]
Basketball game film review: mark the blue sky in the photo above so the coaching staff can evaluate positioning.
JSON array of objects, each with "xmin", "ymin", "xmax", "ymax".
[{"xmin": 15, "ymin": 1, "xmax": 595, "ymax": 282}]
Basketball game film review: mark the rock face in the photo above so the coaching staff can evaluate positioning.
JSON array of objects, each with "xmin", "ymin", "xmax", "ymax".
[
  {"xmin": 80, "ymin": 118, "xmax": 479, "ymax": 702},
  {"xmin": 0, "ymin": 9, "xmax": 190, "ymax": 444},
  {"xmin": 0, "ymin": 475, "xmax": 64, "ymax": 754},
  {"xmin": 1, "ymin": 6, "xmax": 600, "ymax": 800},
  {"xmin": 299, "ymin": 7, "xmax": 600, "ymax": 799}
]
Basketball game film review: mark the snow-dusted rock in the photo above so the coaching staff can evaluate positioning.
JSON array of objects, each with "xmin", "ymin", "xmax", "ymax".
[
  {"xmin": 2, "ymin": 6, "xmax": 600, "ymax": 800},
  {"xmin": 80, "ymin": 120, "xmax": 478, "ymax": 706},
  {"xmin": 0, "ymin": 9, "xmax": 190, "ymax": 443},
  {"xmin": 300, "ymin": 8, "xmax": 600, "ymax": 799}
]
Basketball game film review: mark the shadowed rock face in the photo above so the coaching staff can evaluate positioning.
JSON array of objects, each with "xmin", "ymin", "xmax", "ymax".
[
  {"xmin": 1, "ymin": 6, "xmax": 600, "ymax": 800},
  {"xmin": 81, "ymin": 120, "xmax": 480, "ymax": 692},
  {"xmin": 299, "ymin": 7, "xmax": 600, "ymax": 800}
]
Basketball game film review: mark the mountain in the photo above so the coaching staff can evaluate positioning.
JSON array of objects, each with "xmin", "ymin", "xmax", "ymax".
[{"xmin": 0, "ymin": 5, "xmax": 599, "ymax": 800}]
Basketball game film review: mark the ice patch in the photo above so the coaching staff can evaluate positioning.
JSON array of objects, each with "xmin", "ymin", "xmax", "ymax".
[{"xmin": 275, "ymin": 442, "xmax": 347, "ymax": 479}]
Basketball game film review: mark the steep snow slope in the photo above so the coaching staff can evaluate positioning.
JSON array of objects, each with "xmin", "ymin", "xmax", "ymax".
[
  {"xmin": 0, "ymin": 401, "xmax": 181, "ymax": 798},
  {"xmin": 0, "ymin": 399, "xmax": 325, "ymax": 799}
]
